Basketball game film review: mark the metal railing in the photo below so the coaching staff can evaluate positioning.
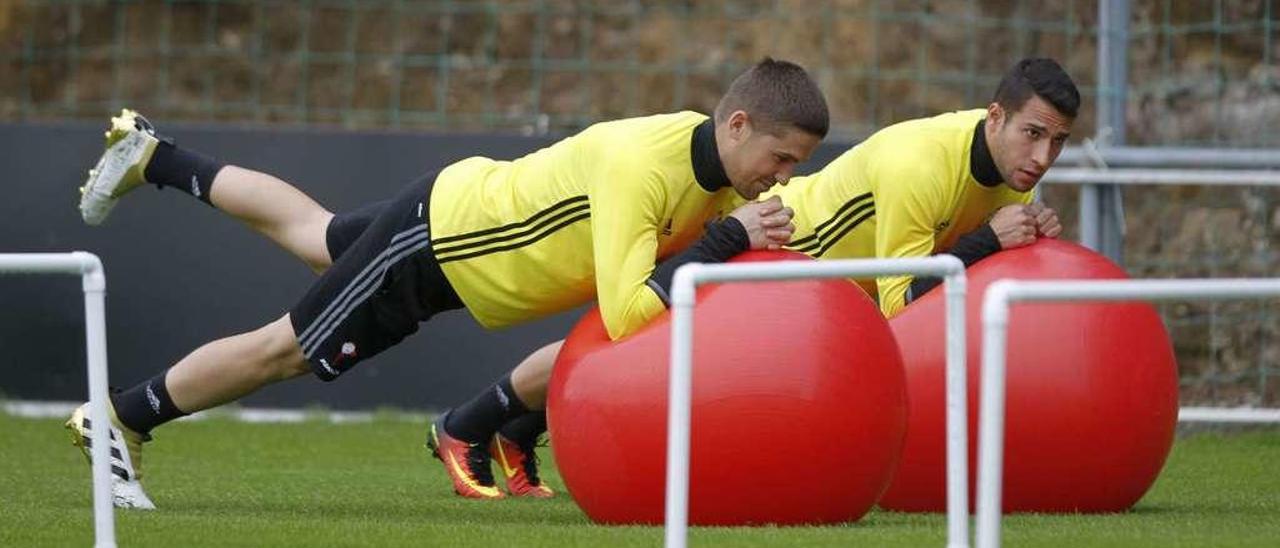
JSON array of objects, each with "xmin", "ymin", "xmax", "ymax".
[
  {"xmin": 977, "ymin": 277, "xmax": 1280, "ymax": 548},
  {"xmin": 667, "ymin": 256, "xmax": 968, "ymax": 548},
  {"xmin": 0, "ymin": 252, "xmax": 115, "ymax": 548}
]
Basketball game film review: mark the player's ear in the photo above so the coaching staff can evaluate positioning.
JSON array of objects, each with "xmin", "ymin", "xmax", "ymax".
[
  {"xmin": 726, "ymin": 110, "xmax": 752, "ymax": 141},
  {"xmin": 986, "ymin": 102, "xmax": 1006, "ymax": 128}
]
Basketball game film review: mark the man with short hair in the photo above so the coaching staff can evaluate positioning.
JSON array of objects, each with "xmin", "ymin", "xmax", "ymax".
[
  {"xmin": 774, "ymin": 56, "xmax": 1076, "ymax": 313},
  {"xmin": 477, "ymin": 58, "xmax": 1078, "ymax": 498},
  {"xmin": 67, "ymin": 57, "xmax": 829, "ymax": 506}
]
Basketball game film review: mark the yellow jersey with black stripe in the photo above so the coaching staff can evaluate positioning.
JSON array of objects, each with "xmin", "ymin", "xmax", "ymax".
[
  {"xmin": 766, "ymin": 109, "xmax": 1031, "ymax": 316},
  {"xmin": 428, "ymin": 112, "xmax": 740, "ymax": 339}
]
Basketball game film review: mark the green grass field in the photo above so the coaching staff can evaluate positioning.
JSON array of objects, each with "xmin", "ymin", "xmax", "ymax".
[{"xmin": 2, "ymin": 413, "xmax": 1278, "ymax": 547}]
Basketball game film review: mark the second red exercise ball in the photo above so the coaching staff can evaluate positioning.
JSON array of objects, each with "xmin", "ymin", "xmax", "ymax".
[{"xmin": 880, "ymin": 239, "xmax": 1179, "ymax": 513}]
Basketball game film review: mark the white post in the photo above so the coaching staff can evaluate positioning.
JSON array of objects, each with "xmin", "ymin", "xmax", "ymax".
[
  {"xmin": 976, "ymin": 278, "xmax": 1280, "ymax": 548},
  {"xmin": 665, "ymin": 265, "xmax": 701, "ymax": 548},
  {"xmin": 974, "ymin": 281, "xmax": 1013, "ymax": 548},
  {"xmin": 0, "ymin": 252, "xmax": 114, "ymax": 548},
  {"xmin": 1178, "ymin": 407, "xmax": 1280, "ymax": 423},
  {"xmin": 943, "ymin": 270, "xmax": 969, "ymax": 548},
  {"xmin": 79, "ymin": 252, "xmax": 116, "ymax": 548},
  {"xmin": 665, "ymin": 256, "xmax": 966, "ymax": 548}
]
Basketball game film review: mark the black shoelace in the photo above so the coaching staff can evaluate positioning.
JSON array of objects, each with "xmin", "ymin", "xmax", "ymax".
[
  {"xmin": 518, "ymin": 437, "xmax": 548, "ymax": 485},
  {"xmin": 465, "ymin": 443, "xmax": 497, "ymax": 486}
]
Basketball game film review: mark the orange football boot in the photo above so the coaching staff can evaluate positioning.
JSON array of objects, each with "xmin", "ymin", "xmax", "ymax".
[
  {"xmin": 427, "ymin": 411, "xmax": 504, "ymax": 499},
  {"xmin": 491, "ymin": 433, "xmax": 554, "ymax": 498}
]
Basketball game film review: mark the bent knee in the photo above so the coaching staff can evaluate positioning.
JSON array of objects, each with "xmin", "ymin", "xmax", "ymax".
[
  {"xmin": 303, "ymin": 211, "xmax": 336, "ymax": 274},
  {"xmin": 253, "ymin": 315, "xmax": 312, "ymax": 381}
]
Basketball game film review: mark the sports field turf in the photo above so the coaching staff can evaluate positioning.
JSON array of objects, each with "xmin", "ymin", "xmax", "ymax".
[{"xmin": 2, "ymin": 412, "xmax": 1277, "ymax": 547}]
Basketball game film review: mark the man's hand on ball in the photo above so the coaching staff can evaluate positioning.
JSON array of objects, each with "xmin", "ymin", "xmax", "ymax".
[
  {"xmin": 1027, "ymin": 202, "xmax": 1062, "ymax": 238},
  {"xmin": 988, "ymin": 204, "xmax": 1038, "ymax": 249},
  {"xmin": 730, "ymin": 195, "xmax": 795, "ymax": 250}
]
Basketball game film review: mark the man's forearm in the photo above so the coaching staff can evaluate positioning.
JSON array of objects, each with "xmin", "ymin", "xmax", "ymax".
[
  {"xmin": 904, "ymin": 224, "xmax": 1001, "ymax": 304},
  {"xmin": 647, "ymin": 217, "xmax": 750, "ymax": 303}
]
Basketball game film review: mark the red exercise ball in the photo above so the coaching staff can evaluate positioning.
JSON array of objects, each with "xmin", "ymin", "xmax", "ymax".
[
  {"xmin": 879, "ymin": 239, "xmax": 1178, "ymax": 513},
  {"xmin": 548, "ymin": 250, "xmax": 907, "ymax": 525}
]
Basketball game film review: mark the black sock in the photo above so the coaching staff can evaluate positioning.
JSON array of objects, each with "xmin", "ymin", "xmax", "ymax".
[
  {"xmin": 143, "ymin": 141, "xmax": 225, "ymax": 206},
  {"xmin": 110, "ymin": 370, "xmax": 189, "ymax": 435},
  {"xmin": 498, "ymin": 410, "xmax": 547, "ymax": 447},
  {"xmin": 445, "ymin": 373, "xmax": 530, "ymax": 444}
]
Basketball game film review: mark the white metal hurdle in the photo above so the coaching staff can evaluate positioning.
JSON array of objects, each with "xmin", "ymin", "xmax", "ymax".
[
  {"xmin": 976, "ymin": 278, "xmax": 1280, "ymax": 548},
  {"xmin": 0, "ymin": 252, "xmax": 115, "ymax": 548},
  {"xmin": 666, "ymin": 255, "xmax": 968, "ymax": 548}
]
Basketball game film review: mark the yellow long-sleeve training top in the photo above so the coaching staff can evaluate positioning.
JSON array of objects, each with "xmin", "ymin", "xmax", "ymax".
[
  {"xmin": 428, "ymin": 111, "xmax": 740, "ymax": 339},
  {"xmin": 766, "ymin": 109, "xmax": 1031, "ymax": 316}
]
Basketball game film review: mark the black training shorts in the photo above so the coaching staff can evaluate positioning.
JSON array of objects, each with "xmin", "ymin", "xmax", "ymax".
[{"xmin": 289, "ymin": 172, "xmax": 463, "ymax": 381}]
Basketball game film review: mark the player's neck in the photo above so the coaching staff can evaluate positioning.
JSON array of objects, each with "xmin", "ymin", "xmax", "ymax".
[
  {"xmin": 970, "ymin": 119, "xmax": 1003, "ymax": 187},
  {"xmin": 693, "ymin": 119, "xmax": 730, "ymax": 192}
]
